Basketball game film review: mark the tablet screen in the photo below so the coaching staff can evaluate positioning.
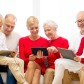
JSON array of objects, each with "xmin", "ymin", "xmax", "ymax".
[{"xmin": 31, "ymin": 47, "xmax": 48, "ymax": 56}]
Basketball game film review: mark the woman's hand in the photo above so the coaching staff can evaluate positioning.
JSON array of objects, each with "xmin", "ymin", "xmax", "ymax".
[
  {"xmin": 47, "ymin": 46, "xmax": 58, "ymax": 54},
  {"xmin": 36, "ymin": 50, "xmax": 43, "ymax": 58},
  {"xmin": 29, "ymin": 54, "xmax": 36, "ymax": 61},
  {"xmin": 74, "ymin": 56, "xmax": 81, "ymax": 62}
]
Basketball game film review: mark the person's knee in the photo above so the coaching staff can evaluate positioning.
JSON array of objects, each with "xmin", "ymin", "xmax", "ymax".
[
  {"xmin": 18, "ymin": 58, "xmax": 24, "ymax": 64},
  {"xmin": 27, "ymin": 61, "xmax": 35, "ymax": 69},
  {"xmin": 55, "ymin": 58, "xmax": 61, "ymax": 64},
  {"xmin": 63, "ymin": 69, "xmax": 70, "ymax": 78},
  {"xmin": 64, "ymin": 69, "xmax": 69, "ymax": 74}
]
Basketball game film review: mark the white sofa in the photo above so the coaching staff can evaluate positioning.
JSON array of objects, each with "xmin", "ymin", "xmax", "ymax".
[
  {"xmin": 1, "ymin": 73, "xmax": 79, "ymax": 84},
  {"xmin": 40, "ymin": 75, "xmax": 79, "ymax": 84}
]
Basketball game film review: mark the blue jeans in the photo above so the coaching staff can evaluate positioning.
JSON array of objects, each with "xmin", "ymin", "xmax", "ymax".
[
  {"xmin": 0, "ymin": 65, "xmax": 16, "ymax": 84},
  {"xmin": 7, "ymin": 68, "xmax": 16, "ymax": 84}
]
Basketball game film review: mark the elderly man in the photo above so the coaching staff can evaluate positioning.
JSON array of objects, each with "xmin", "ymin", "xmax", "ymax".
[
  {"xmin": 0, "ymin": 14, "xmax": 28, "ymax": 84},
  {"xmin": 52, "ymin": 11, "xmax": 84, "ymax": 84},
  {"xmin": 62, "ymin": 11, "xmax": 84, "ymax": 84}
]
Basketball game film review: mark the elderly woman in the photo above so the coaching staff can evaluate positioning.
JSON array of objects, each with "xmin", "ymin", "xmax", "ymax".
[
  {"xmin": 19, "ymin": 16, "xmax": 49, "ymax": 84},
  {"xmin": 43, "ymin": 20, "xmax": 69, "ymax": 84}
]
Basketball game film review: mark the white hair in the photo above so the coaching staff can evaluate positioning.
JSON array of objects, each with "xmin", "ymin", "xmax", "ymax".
[{"xmin": 43, "ymin": 20, "xmax": 58, "ymax": 30}]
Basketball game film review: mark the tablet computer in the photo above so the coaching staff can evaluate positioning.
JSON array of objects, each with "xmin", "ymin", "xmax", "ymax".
[
  {"xmin": 58, "ymin": 48, "xmax": 75, "ymax": 60},
  {"xmin": 31, "ymin": 47, "xmax": 48, "ymax": 56}
]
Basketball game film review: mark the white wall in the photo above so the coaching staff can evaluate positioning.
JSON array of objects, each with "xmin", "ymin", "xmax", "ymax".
[
  {"xmin": 0, "ymin": 0, "xmax": 84, "ymax": 41},
  {"xmin": 0, "ymin": 0, "xmax": 33, "ymax": 36},
  {"xmin": 40, "ymin": 0, "xmax": 84, "ymax": 41}
]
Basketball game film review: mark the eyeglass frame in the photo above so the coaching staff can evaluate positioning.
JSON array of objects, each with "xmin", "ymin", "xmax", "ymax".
[{"xmin": 75, "ymin": 19, "xmax": 84, "ymax": 23}]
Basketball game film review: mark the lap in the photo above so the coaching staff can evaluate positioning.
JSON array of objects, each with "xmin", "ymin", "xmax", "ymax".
[
  {"xmin": 0, "ymin": 56, "xmax": 23, "ymax": 66},
  {"xmin": 55, "ymin": 58, "xmax": 84, "ymax": 73}
]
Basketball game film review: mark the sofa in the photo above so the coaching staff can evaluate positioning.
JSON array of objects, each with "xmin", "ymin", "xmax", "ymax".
[
  {"xmin": 1, "ymin": 73, "xmax": 79, "ymax": 84},
  {"xmin": 40, "ymin": 75, "xmax": 79, "ymax": 84}
]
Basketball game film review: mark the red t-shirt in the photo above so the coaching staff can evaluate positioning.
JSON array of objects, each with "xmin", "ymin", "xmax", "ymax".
[
  {"xmin": 41, "ymin": 37, "xmax": 69, "ymax": 74},
  {"xmin": 19, "ymin": 36, "xmax": 49, "ymax": 72}
]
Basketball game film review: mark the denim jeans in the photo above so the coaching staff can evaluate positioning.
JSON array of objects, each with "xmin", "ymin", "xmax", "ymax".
[
  {"xmin": 7, "ymin": 67, "xmax": 16, "ymax": 84},
  {"xmin": 0, "ymin": 65, "xmax": 16, "ymax": 84}
]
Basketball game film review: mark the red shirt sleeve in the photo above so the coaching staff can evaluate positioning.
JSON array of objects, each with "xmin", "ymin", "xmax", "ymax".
[
  {"xmin": 81, "ymin": 58, "xmax": 84, "ymax": 63},
  {"xmin": 76, "ymin": 37, "xmax": 84, "ymax": 56},
  {"xmin": 19, "ymin": 38, "xmax": 29, "ymax": 71}
]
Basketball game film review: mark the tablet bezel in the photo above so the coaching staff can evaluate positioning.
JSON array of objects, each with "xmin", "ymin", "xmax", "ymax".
[
  {"xmin": 58, "ymin": 48, "xmax": 75, "ymax": 60},
  {"xmin": 31, "ymin": 47, "xmax": 48, "ymax": 56}
]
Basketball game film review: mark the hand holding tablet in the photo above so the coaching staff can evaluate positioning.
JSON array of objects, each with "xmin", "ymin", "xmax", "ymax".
[{"xmin": 31, "ymin": 47, "xmax": 48, "ymax": 56}]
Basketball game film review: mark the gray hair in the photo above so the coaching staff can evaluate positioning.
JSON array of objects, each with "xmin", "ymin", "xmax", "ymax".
[{"xmin": 43, "ymin": 20, "xmax": 58, "ymax": 30}]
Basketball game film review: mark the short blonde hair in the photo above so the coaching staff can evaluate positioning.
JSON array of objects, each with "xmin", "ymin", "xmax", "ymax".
[
  {"xmin": 26, "ymin": 16, "xmax": 39, "ymax": 28},
  {"xmin": 0, "ymin": 14, "xmax": 3, "ymax": 24}
]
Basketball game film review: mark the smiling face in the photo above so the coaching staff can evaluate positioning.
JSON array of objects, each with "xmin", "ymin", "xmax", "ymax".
[
  {"xmin": 43, "ymin": 24, "xmax": 56, "ymax": 40},
  {"xmin": 28, "ymin": 23, "xmax": 39, "ymax": 37},
  {"xmin": 3, "ymin": 14, "xmax": 16, "ymax": 36},
  {"xmin": 76, "ymin": 11, "xmax": 84, "ymax": 33},
  {"xmin": 43, "ymin": 20, "xmax": 58, "ymax": 40},
  {"xmin": 26, "ymin": 16, "xmax": 39, "ymax": 37}
]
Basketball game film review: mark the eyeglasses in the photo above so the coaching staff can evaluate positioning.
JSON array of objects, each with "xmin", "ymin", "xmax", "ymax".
[{"xmin": 75, "ymin": 19, "xmax": 84, "ymax": 23}]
